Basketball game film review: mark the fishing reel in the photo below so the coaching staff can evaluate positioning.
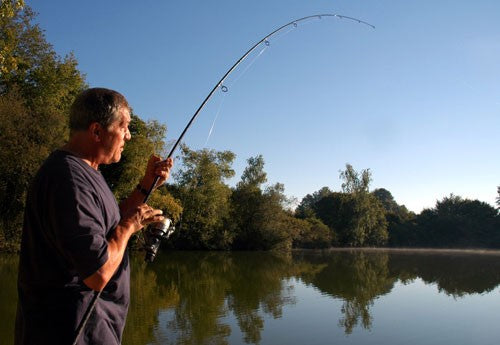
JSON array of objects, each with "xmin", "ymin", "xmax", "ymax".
[{"xmin": 143, "ymin": 217, "xmax": 175, "ymax": 263}]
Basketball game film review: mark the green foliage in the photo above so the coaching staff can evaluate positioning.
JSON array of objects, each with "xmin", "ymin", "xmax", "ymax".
[
  {"xmin": 315, "ymin": 192, "xmax": 388, "ymax": 246},
  {"xmin": 297, "ymin": 165, "xmax": 388, "ymax": 247},
  {"xmin": 339, "ymin": 163, "xmax": 371, "ymax": 194},
  {"xmin": 295, "ymin": 186, "xmax": 332, "ymax": 219},
  {"xmin": 237, "ymin": 154, "xmax": 267, "ymax": 190},
  {"xmin": 0, "ymin": 0, "xmax": 24, "ymax": 19},
  {"xmin": 171, "ymin": 145, "xmax": 235, "ymax": 250},
  {"xmin": 0, "ymin": 5, "xmax": 182, "ymax": 250},
  {"xmin": 372, "ymin": 188, "xmax": 414, "ymax": 221},
  {"xmin": 231, "ymin": 156, "xmax": 297, "ymax": 251},
  {"xmin": 496, "ymin": 186, "xmax": 499, "ymax": 209},
  {"xmin": 412, "ymin": 195, "xmax": 499, "ymax": 248},
  {"xmin": 0, "ymin": 5, "xmax": 86, "ymax": 248},
  {"xmin": 335, "ymin": 165, "xmax": 388, "ymax": 246},
  {"xmin": 372, "ymin": 188, "xmax": 397, "ymax": 213},
  {"xmin": 372, "ymin": 188, "xmax": 415, "ymax": 247},
  {"xmin": 293, "ymin": 217, "xmax": 332, "ymax": 249}
]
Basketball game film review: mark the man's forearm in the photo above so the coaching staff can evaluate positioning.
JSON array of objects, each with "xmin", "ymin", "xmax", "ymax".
[{"xmin": 83, "ymin": 224, "xmax": 133, "ymax": 291}]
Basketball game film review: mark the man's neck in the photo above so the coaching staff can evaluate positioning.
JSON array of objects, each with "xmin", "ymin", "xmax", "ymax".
[{"xmin": 61, "ymin": 135, "xmax": 100, "ymax": 170}]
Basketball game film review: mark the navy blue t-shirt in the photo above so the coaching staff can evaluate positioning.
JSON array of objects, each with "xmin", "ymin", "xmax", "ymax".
[{"xmin": 15, "ymin": 150, "xmax": 130, "ymax": 345}]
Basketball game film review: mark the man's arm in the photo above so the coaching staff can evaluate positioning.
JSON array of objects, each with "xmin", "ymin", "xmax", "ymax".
[
  {"xmin": 83, "ymin": 155, "xmax": 173, "ymax": 291},
  {"xmin": 83, "ymin": 204, "xmax": 163, "ymax": 291}
]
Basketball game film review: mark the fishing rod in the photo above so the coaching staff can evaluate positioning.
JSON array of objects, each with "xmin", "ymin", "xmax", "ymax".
[
  {"xmin": 142, "ymin": 13, "xmax": 374, "ymax": 203},
  {"xmin": 72, "ymin": 13, "xmax": 374, "ymax": 345}
]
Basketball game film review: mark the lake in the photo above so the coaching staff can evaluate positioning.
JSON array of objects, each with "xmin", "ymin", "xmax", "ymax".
[{"xmin": 2, "ymin": 249, "xmax": 500, "ymax": 344}]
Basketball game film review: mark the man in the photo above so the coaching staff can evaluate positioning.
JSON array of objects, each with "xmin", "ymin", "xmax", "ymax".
[{"xmin": 15, "ymin": 88, "xmax": 173, "ymax": 344}]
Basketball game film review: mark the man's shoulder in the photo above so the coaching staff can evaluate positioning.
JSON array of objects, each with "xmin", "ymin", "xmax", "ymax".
[
  {"xmin": 32, "ymin": 150, "xmax": 99, "ymax": 194},
  {"xmin": 41, "ymin": 150, "xmax": 94, "ymax": 179}
]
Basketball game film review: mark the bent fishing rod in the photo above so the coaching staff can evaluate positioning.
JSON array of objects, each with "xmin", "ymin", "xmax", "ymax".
[
  {"xmin": 142, "ymin": 13, "xmax": 374, "ymax": 203},
  {"xmin": 72, "ymin": 13, "xmax": 374, "ymax": 345}
]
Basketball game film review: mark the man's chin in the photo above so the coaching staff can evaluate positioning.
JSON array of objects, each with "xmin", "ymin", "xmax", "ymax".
[{"xmin": 107, "ymin": 153, "xmax": 122, "ymax": 165}]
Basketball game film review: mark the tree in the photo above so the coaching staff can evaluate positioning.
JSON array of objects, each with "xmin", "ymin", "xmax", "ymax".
[
  {"xmin": 231, "ymin": 156, "xmax": 297, "ymax": 250},
  {"xmin": 237, "ymin": 154, "xmax": 267, "ymax": 190},
  {"xmin": 372, "ymin": 188, "xmax": 398, "ymax": 213},
  {"xmin": 496, "ymin": 186, "xmax": 499, "ymax": 209},
  {"xmin": 339, "ymin": 163, "xmax": 371, "ymax": 194},
  {"xmin": 293, "ymin": 217, "xmax": 332, "ymax": 249},
  {"xmin": 371, "ymin": 188, "xmax": 415, "ymax": 247},
  {"xmin": 295, "ymin": 186, "xmax": 332, "ymax": 219},
  {"xmin": 0, "ymin": 0, "xmax": 24, "ymax": 19},
  {"xmin": 413, "ymin": 194, "xmax": 499, "ymax": 248},
  {"xmin": 310, "ymin": 164, "xmax": 388, "ymax": 247},
  {"xmin": 172, "ymin": 145, "xmax": 235, "ymax": 250},
  {"xmin": 315, "ymin": 192, "xmax": 387, "ymax": 247},
  {"xmin": 0, "ymin": 5, "xmax": 86, "ymax": 249}
]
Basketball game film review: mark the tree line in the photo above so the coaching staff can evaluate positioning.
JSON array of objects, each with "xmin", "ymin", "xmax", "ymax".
[
  {"xmin": 1, "ymin": 3, "xmax": 499, "ymax": 252},
  {"xmin": 159, "ymin": 153, "xmax": 499, "ymax": 251}
]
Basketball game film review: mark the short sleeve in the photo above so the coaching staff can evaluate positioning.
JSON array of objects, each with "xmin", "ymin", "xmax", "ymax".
[{"xmin": 48, "ymin": 170, "xmax": 109, "ymax": 280}]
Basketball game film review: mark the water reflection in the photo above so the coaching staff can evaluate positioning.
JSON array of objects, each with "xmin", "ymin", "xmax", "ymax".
[
  {"xmin": 124, "ymin": 251, "xmax": 303, "ymax": 345},
  {"xmin": 2, "ymin": 250, "xmax": 500, "ymax": 344},
  {"xmin": 0, "ymin": 255, "xmax": 18, "ymax": 345},
  {"xmin": 386, "ymin": 251, "xmax": 500, "ymax": 296},
  {"xmin": 294, "ymin": 251, "xmax": 395, "ymax": 333},
  {"xmin": 123, "ymin": 250, "xmax": 500, "ymax": 343}
]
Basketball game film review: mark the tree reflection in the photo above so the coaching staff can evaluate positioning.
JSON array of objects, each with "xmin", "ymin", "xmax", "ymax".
[
  {"xmin": 151, "ymin": 251, "xmax": 232, "ymax": 345},
  {"xmin": 0, "ymin": 255, "xmax": 18, "ymax": 345},
  {"xmin": 123, "ymin": 256, "xmax": 180, "ymax": 345},
  {"xmin": 125, "ymin": 251, "xmax": 310, "ymax": 345},
  {"xmin": 225, "ymin": 252, "xmax": 302, "ymax": 343},
  {"xmin": 295, "ymin": 250, "xmax": 395, "ymax": 333},
  {"xmin": 387, "ymin": 251, "xmax": 500, "ymax": 297},
  {"xmin": 121, "ymin": 249, "xmax": 500, "ymax": 344},
  {"xmin": 4, "ymin": 249, "xmax": 500, "ymax": 343}
]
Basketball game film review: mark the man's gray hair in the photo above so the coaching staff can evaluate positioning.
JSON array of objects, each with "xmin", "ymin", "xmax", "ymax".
[{"xmin": 69, "ymin": 88, "xmax": 130, "ymax": 131}]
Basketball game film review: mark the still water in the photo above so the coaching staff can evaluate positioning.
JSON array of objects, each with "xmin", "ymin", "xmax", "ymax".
[{"xmin": 2, "ymin": 249, "xmax": 500, "ymax": 344}]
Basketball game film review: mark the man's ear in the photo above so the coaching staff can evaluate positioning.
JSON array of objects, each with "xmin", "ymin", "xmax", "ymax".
[{"xmin": 88, "ymin": 122, "xmax": 102, "ymax": 142}]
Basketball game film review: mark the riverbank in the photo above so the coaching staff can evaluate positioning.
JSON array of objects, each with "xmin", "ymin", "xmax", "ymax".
[
  {"xmin": 296, "ymin": 246, "xmax": 500, "ymax": 256},
  {"xmin": 4, "ymin": 244, "xmax": 500, "ymax": 255}
]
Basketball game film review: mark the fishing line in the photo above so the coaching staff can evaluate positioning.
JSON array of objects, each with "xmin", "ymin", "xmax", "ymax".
[
  {"xmin": 204, "ymin": 91, "xmax": 227, "ymax": 146},
  {"xmin": 222, "ymin": 24, "xmax": 298, "ymax": 91},
  {"xmin": 205, "ymin": 25, "xmax": 302, "ymax": 144},
  {"xmin": 226, "ymin": 45, "xmax": 268, "ymax": 90},
  {"xmin": 204, "ymin": 46, "xmax": 267, "ymax": 145}
]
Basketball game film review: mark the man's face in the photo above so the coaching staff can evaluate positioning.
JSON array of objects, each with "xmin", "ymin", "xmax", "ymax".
[{"xmin": 99, "ymin": 107, "xmax": 131, "ymax": 164}]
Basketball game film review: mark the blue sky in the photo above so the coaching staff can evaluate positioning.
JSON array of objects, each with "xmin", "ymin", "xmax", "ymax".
[{"xmin": 30, "ymin": 0, "xmax": 499, "ymax": 212}]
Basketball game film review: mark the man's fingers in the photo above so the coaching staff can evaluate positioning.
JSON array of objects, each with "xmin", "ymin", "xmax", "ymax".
[
  {"xmin": 142, "ymin": 208, "xmax": 163, "ymax": 223},
  {"xmin": 155, "ymin": 160, "xmax": 173, "ymax": 170},
  {"xmin": 149, "ymin": 154, "xmax": 161, "ymax": 163}
]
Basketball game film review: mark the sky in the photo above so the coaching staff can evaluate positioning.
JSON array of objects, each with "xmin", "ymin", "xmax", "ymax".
[{"xmin": 29, "ymin": 0, "xmax": 499, "ymax": 213}]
